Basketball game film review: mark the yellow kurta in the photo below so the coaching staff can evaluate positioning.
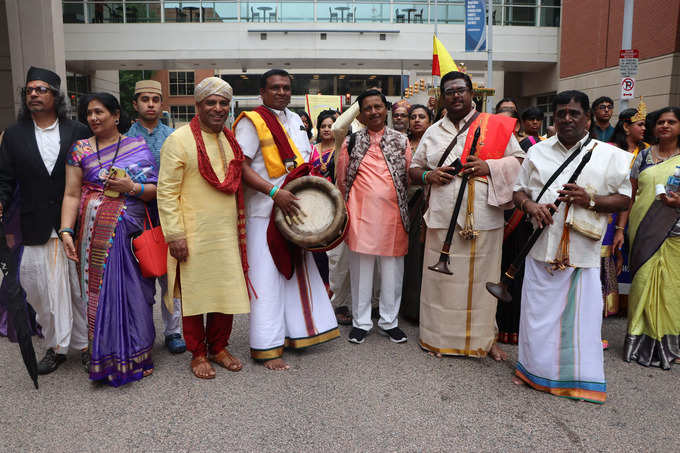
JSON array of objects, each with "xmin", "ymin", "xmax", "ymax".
[{"xmin": 157, "ymin": 124, "xmax": 250, "ymax": 317}]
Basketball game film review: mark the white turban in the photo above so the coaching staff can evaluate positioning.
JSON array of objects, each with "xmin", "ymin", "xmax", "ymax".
[{"xmin": 194, "ymin": 77, "xmax": 233, "ymax": 103}]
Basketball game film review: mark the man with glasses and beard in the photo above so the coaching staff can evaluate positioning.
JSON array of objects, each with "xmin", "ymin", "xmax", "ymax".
[{"xmin": 0, "ymin": 67, "xmax": 90, "ymax": 374}]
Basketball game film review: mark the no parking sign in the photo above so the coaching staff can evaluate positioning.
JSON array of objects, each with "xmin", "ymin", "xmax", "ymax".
[{"xmin": 621, "ymin": 77, "xmax": 635, "ymax": 99}]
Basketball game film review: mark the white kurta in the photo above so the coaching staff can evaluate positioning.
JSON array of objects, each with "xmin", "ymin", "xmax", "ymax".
[{"xmin": 234, "ymin": 106, "xmax": 339, "ymax": 360}]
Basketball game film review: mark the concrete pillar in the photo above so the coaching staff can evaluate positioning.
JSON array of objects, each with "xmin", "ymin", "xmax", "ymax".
[
  {"xmin": 0, "ymin": 0, "xmax": 14, "ymax": 129},
  {"xmin": 4, "ymin": 0, "xmax": 67, "ymax": 125},
  {"xmin": 91, "ymin": 70, "xmax": 120, "ymax": 98}
]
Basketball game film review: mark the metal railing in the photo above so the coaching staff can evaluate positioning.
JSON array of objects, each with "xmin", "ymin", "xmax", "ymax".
[{"xmin": 62, "ymin": 1, "xmax": 560, "ymax": 26}]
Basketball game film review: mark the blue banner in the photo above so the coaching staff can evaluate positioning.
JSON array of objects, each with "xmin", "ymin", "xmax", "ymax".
[{"xmin": 465, "ymin": 0, "xmax": 486, "ymax": 52}]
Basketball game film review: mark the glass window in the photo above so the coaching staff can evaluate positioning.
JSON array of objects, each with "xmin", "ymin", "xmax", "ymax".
[
  {"xmin": 88, "ymin": 1, "xmax": 125, "ymax": 23},
  {"xmin": 431, "ymin": 1, "xmax": 465, "ymax": 24},
  {"xmin": 504, "ymin": 5, "xmax": 536, "ymax": 26},
  {"xmin": 169, "ymin": 71, "xmax": 195, "ymax": 96},
  {"xmin": 353, "ymin": 2, "xmax": 391, "ymax": 23},
  {"xmin": 540, "ymin": 6, "xmax": 560, "ymax": 26},
  {"xmin": 204, "ymin": 1, "xmax": 239, "ymax": 22},
  {"xmin": 536, "ymin": 93, "xmax": 555, "ymax": 134},
  {"xmin": 170, "ymin": 105, "xmax": 196, "ymax": 123},
  {"xmin": 280, "ymin": 2, "xmax": 314, "ymax": 23},
  {"xmin": 67, "ymin": 72, "xmax": 91, "ymax": 115},
  {"xmin": 164, "ymin": 1, "xmax": 202, "ymax": 22},
  {"xmin": 393, "ymin": 2, "xmax": 428, "ymax": 24},
  {"xmin": 241, "ymin": 1, "xmax": 279, "ymax": 23},
  {"xmin": 125, "ymin": 2, "xmax": 162, "ymax": 23},
  {"xmin": 63, "ymin": 1, "xmax": 86, "ymax": 23}
]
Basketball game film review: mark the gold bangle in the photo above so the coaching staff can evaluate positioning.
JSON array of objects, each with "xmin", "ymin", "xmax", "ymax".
[
  {"xmin": 615, "ymin": 225, "xmax": 625, "ymax": 231},
  {"xmin": 520, "ymin": 199, "xmax": 528, "ymax": 212}
]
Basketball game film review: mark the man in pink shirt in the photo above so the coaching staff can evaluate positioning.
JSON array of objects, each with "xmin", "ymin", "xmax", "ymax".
[{"xmin": 336, "ymin": 90, "xmax": 412, "ymax": 344}]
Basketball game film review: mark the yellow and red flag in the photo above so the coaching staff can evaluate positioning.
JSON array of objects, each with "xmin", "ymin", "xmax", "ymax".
[{"xmin": 432, "ymin": 35, "xmax": 459, "ymax": 76}]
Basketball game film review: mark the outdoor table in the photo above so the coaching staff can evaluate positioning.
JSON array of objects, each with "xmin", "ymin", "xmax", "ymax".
[
  {"xmin": 334, "ymin": 6, "xmax": 350, "ymax": 22},
  {"xmin": 257, "ymin": 6, "xmax": 273, "ymax": 20}
]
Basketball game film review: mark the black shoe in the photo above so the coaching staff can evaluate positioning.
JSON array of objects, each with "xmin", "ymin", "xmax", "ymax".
[
  {"xmin": 379, "ymin": 327, "xmax": 408, "ymax": 343},
  {"xmin": 80, "ymin": 350, "xmax": 91, "ymax": 373},
  {"xmin": 348, "ymin": 327, "xmax": 368, "ymax": 344},
  {"xmin": 37, "ymin": 349, "xmax": 67, "ymax": 375}
]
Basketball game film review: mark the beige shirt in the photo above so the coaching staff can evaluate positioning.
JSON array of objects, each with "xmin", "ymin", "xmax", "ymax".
[
  {"xmin": 412, "ymin": 109, "xmax": 525, "ymax": 230},
  {"xmin": 513, "ymin": 134, "xmax": 633, "ymax": 268}
]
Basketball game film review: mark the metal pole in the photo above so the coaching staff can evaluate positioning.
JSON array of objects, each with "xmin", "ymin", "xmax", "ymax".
[
  {"xmin": 486, "ymin": 0, "xmax": 493, "ymax": 113},
  {"xmin": 434, "ymin": 0, "xmax": 438, "ymax": 35},
  {"xmin": 620, "ymin": 0, "xmax": 634, "ymax": 110}
]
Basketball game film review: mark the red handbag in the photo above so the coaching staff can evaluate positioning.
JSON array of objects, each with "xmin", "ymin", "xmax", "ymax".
[{"xmin": 132, "ymin": 207, "xmax": 168, "ymax": 278}]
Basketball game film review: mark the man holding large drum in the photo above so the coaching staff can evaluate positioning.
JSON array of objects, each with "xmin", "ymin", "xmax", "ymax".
[
  {"xmin": 335, "ymin": 89, "xmax": 412, "ymax": 345},
  {"xmin": 234, "ymin": 69, "xmax": 339, "ymax": 371}
]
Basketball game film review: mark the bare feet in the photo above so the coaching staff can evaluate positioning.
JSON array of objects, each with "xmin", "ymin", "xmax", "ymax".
[
  {"xmin": 264, "ymin": 358, "xmax": 290, "ymax": 371},
  {"xmin": 209, "ymin": 348, "xmax": 243, "ymax": 372},
  {"xmin": 512, "ymin": 375, "xmax": 524, "ymax": 386},
  {"xmin": 191, "ymin": 356, "xmax": 216, "ymax": 379},
  {"xmin": 427, "ymin": 351, "xmax": 443, "ymax": 358},
  {"xmin": 143, "ymin": 368, "xmax": 153, "ymax": 378},
  {"xmin": 489, "ymin": 343, "xmax": 508, "ymax": 361}
]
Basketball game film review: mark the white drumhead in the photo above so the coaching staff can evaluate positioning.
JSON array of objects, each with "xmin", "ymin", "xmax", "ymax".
[{"xmin": 291, "ymin": 188, "xmax": 334, "ymax": 234}]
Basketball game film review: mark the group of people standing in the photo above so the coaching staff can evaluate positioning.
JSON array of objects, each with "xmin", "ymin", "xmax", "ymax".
[{"xmin": 1, "ymin": 65, "xmax": 679, "ymax": 404}]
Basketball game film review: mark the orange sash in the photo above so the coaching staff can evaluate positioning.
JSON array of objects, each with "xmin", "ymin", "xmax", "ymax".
[{"xmin": 460, "ymin": 113, "xmax": 516, "ymax": 164}]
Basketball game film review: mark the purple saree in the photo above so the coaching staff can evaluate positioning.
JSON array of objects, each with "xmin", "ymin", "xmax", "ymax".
[{"xmin": 68, "ymin": 136, "xmax": 156, "ymax": 387}]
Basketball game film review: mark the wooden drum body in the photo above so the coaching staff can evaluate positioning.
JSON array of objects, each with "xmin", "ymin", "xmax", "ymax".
[{"xmin": 273, "ymin": 176, "xmax": 348, "ymax": 251}]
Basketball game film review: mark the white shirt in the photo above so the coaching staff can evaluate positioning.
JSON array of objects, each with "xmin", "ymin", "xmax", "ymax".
[
  {"xmin": 34, "ymin": 119, "xmax": 60, "ymax": 174},
  {"xmin": 234, "ymin": 106, "xmax": 312, "ymax": 218},
  {"xmin": 513, "ymin": 134, "xmax": 633, "ymax": 268},
  {"xmin": 411, "ymin": 109, "xmax": 525, "ymax": 230}
]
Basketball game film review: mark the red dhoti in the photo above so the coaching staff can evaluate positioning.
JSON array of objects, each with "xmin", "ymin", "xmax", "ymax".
[{"xmin": 182, "ymin": 313, "xmax": 234, "ymax": 358}]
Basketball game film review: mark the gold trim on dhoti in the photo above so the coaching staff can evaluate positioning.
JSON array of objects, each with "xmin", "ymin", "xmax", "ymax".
[
  {"xmin": 419, "ymin": 339, "xmax": 488, "ymax": 357},
  {"xmin": 286, "ymin": 327, "xmax": 340, "ymax": 349},
  {"xmin": 250, "ymin": 346, "xmax": 285, "ymax": 361}
]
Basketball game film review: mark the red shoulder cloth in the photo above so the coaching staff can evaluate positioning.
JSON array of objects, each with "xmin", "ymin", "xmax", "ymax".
[
  {"xmin": 460, "ymin": 112, "xmax": 516, "ymax": 163},
  {"xmin": 266, "ymin": 163, "xmax": 312, "ymax": 279}
]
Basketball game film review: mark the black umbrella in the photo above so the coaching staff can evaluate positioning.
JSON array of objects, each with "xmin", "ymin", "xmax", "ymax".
[{"xmin": 0, "ymin": 222, "xmax": 38, "ymax": 389}]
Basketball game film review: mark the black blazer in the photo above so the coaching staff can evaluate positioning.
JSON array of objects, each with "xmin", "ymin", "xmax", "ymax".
[{"xmin": 0, "ymin": 118, "xmax": 90, "ymax": 245}]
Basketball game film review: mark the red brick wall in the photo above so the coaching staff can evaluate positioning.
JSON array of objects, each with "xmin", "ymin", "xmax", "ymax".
[
  {"xmin": 151, "ymin": 69, "xmax": 214, "ymax": 111},
  {"xmin": 560, "ymin": 0, "xmax": 680, "ymax": 78}
]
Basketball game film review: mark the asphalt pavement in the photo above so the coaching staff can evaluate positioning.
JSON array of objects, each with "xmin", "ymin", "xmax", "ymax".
[{"xmin": 1, "ymin": 304, "xmax": 679, "ymax": 452}]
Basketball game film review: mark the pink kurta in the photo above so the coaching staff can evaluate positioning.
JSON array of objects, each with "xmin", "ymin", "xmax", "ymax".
[{"xmin": 337, "ymin": 129, "xmax": 411, "ymax": 257}]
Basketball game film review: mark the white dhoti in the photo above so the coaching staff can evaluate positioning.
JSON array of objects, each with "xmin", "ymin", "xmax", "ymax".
[
  {"xmin": 348, "ymin": 250, "xmax": 403, "ymax": 331},
  {"xmin": 20, "ymin": 239, "xmax": 87, "ymax": 353},
  {"xmin": 516, "ymin": 257, "xmax": 606, "ymax": 404},
  {"xmin": 247, "ymin": 218, "xmax": 339, "ymax": 360}
]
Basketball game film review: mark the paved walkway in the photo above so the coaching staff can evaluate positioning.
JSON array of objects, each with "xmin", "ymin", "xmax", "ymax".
[{"xmin": 1, "ymin": 309, "xmax": 679, "ymax": 452}]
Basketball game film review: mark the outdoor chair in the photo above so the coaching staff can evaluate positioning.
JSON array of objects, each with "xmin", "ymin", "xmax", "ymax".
[
  {"xmin": 251, "ymin": 7, "xmax": 260, "ymax": 22},
  {"xmin": 329, "ymin": 7, "xmax": 339, "ymax": 22},
  {"xmin": 269, "ymin": 7, "xmax": 277, "ymax": 22},
  {"xmin": 346, "ymin": 7, "xmax": 356, "ymax": 23},
  {"xmin": 414, "ymin": 8, "xmax": 423, "ymax": 23},
  {"xmin": 395, "ymin": 9, "xmax": 406, "ymax": 23}
]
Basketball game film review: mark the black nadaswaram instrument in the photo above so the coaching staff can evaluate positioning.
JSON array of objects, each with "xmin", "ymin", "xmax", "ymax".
[
  {"xmin": 428, "ymin": 127, "xmax": 481, "ymax": 275},
  {"xmin": 485, "ymin": 144, "xmax": 596, "ymax": 303}
]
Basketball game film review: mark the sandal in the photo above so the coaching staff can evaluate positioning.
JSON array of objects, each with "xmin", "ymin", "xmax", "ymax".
[
  {"xmin": 334, "ymin": 306, "xmax": 352, "ymax": 326},
  {"xmin": 208, "ymin": 349, "xmax": 243, "ymax": 372},
  {"xmin": 143, "ymin": 368, "xmax": 154, "ymax": 378},
  {"xmin": 191, "ymin": 355, "xmax": 216, "ymax": 379}
]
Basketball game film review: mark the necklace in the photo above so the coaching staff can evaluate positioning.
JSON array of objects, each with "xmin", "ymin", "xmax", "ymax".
[
  {"xmin": 318, "ymin": 145, "xmax": 334, "ymax": 174},
  {"xmin": 651, "ymin": 144, "xmax": 680, "ymax": 164},
  {"xmin": 95, "ymin": 134, "xmax": 122, "ymax": 182}
]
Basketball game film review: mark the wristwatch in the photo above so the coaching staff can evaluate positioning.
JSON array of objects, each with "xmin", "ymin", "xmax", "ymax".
[{"xmin": 587, "ymin": 194, "xmax": 596, "ymax": 211}]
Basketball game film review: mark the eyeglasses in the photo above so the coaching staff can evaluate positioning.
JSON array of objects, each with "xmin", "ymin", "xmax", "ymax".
[
  {"xmin": 597, "ymin": 105, "xmax": 613, "ymax": 111},
  {"xmin": 443, "ymin": 88, "xmax": 469, "ymax": 97},
  {"xmin": 23, "ymin": 86, "xmax": 52, "ymax": 96}
]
